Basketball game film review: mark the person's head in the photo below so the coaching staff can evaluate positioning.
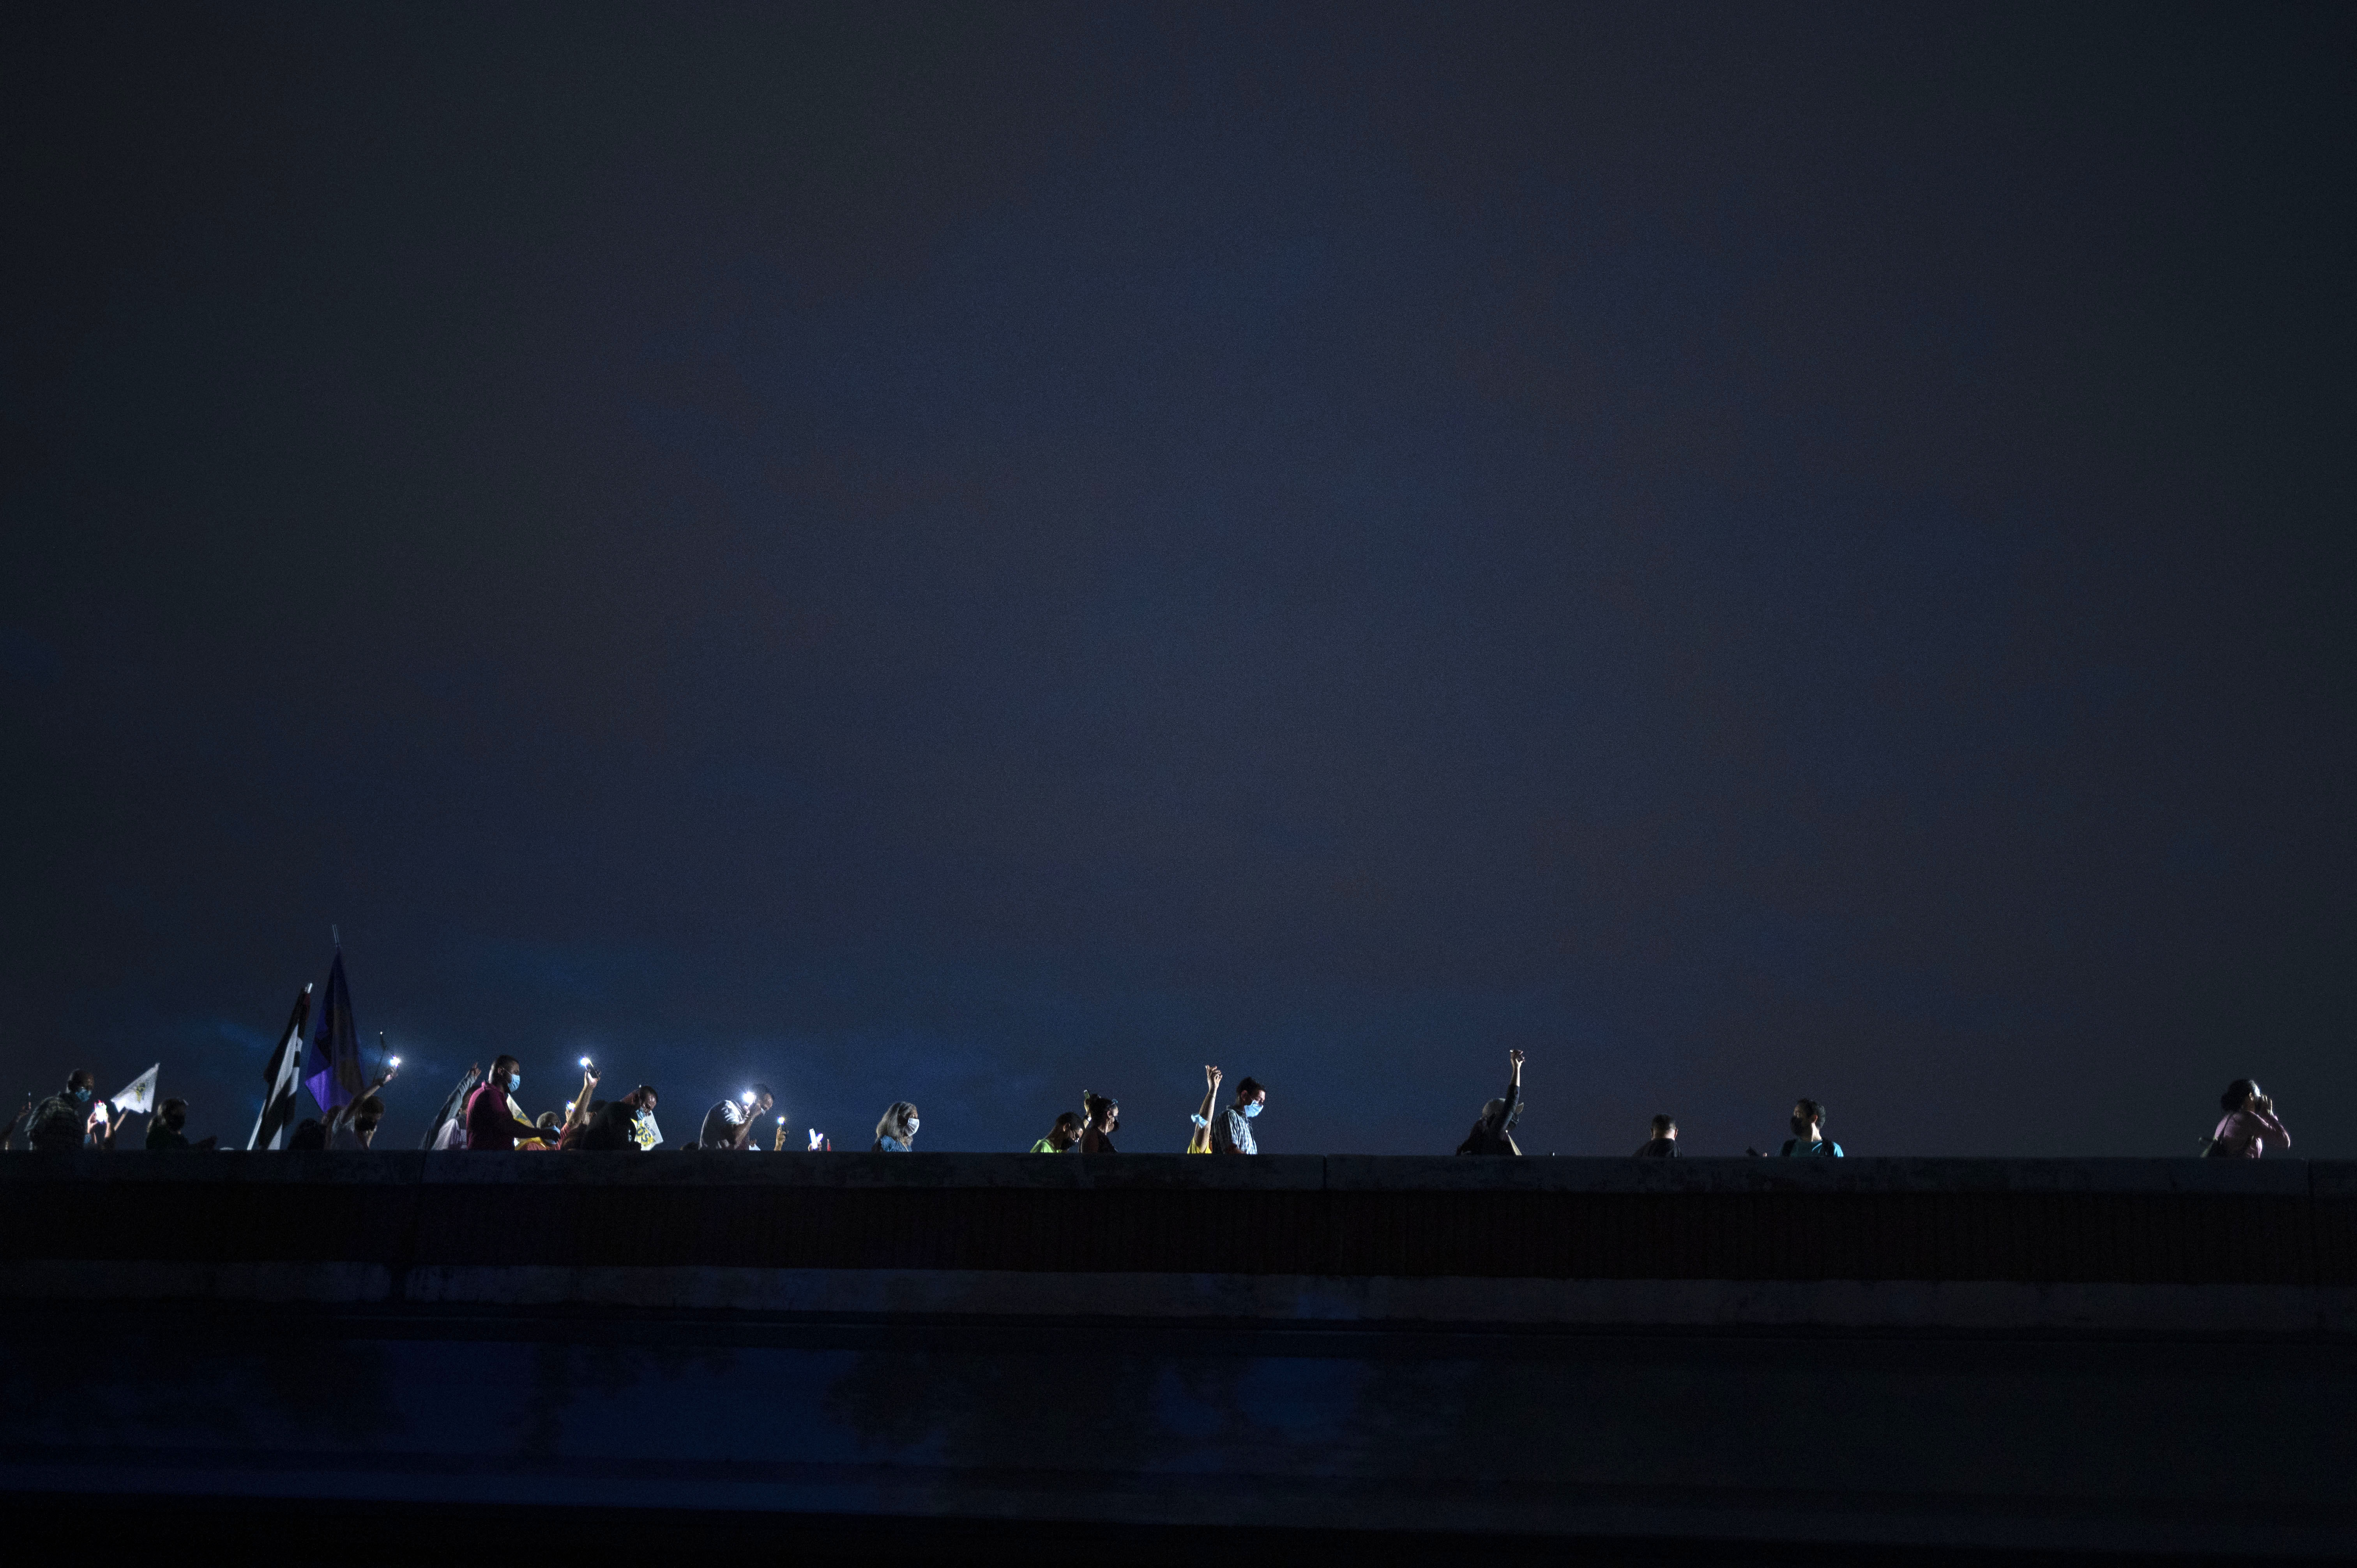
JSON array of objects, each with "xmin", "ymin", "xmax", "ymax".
[
  {"xmin": 353, "ymin": 1095, "xmax": 385, "ymax": 1140},
  {"xmin": 535, "ymin": 1110, "xmax": 560, "ymax": 1130},
  {"xmin": 748, "ymin": 1083, "xmax": 774, "ymax": 1114},
  {"xmin": 1049, "ymin": 1110, "xmax": 1084, "ymax": 1149},
  {"xmin": 65, "ymin": 1070, "xmax": 93, "ymax": 1102},
  {"xmin": 2221, "ymin": 1079, "xmax": 2263, "ymax": 1113},
  {"xmin": 1481, "ymin": 1097, "xmax": 1506, "ymax": 1121},
  {"xmin": 491, "ymin": 1056, "xmax": 522, "ymax": 1091},
  {"xmin": 1083, "ymin": 1092, "xmax": 1117, "ymax": 1129},
  {"xmin": 877, "ymin": 1101, "xmax": 919, "ymax": 1144},
  {"xmin": 1234, "ymin": 1077, "xmax": 1266, "ymax": 1115},
  {"xmin": 624, "ymin": 1086, "xmax": 658, "ymax": 1113},
  {"xmin": 1791, "ymin": 1099, "xmax": 1825, "ymax": 1137},
  {"xmin": 1652, "ymin": 1114, "xmax": 1677, "ymax": 1140},
  {"xmin": 159, "ymin": 1097, "xmax": 189, "ymax": 1132}
]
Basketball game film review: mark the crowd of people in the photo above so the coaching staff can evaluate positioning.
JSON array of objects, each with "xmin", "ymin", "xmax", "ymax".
[{"xmin": 0, "ymin": 1051, "xmax": 2298, "ymax": 1162}]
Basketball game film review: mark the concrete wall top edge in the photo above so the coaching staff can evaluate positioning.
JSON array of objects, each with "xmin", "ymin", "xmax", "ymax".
[{"xmin": 0, "ymin": 1150, "xmax": 2334, "ymax": 1196}]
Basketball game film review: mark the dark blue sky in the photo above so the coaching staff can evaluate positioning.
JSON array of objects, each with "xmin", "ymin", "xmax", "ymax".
[{"xmin": 5, "ymin": 3, "xmax": 2352, "ymax": 1155}]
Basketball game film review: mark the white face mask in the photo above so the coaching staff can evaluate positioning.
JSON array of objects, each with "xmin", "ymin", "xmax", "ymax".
[{"xmin": 903, "ymin": 1118, "xmax": 919, "ymax": 1135}]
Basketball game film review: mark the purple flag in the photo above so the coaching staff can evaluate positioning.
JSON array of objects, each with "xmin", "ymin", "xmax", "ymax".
[{"xmin": 302, "ymin": 947, "xmax": 362, "ymax": 1113}]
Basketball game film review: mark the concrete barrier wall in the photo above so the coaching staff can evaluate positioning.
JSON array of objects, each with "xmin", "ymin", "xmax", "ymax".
[
  {"xmin": 4, "ymin": 1151, "xmax": 2349, "ymax": 1286},
  {"xmin": 4, "ymin": 1153, "xmax": 2355, "ymax": 1557}
]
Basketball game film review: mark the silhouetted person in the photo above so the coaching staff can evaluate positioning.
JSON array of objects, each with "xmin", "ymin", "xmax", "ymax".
[
  {"xmin": 2, "ymin": 1093, "xmax": 31, "ymax": 1149},
  {"xmin": 2209, "ymin": 1079, "xmax": 2290, "ymax": 1158},
  {"xmin": 1030, "ymin": 1111, "xmax": 1083, "ymax": 1153},
  {"xmin": 1080, "ymin": 1092, "xmax": 1119, "ymax": 1154},
  {"xmin": 1210, "ymin": 1077, "xmax": 1266, "ymax": 1155},
  {"xmin": 700, "ymin": 1084, "xmax": 775, "ymax": 1150},
  {"xmin": 144, "ymin": 1098, "xmax": 216, "ymax": 1151},
  {"xmin": 1636, "ymin": 1115, "xmax": 1677, "ymax": 1157},
  {"xmin": 1457, "ymin": 1051, "xmax": 1525, "ymax": 1155},
  {"xmin": 27, "ymin": 1071, "xmax": 101, "ymax": 1152},
  {"xmin": 1779, "ymin": 1098, "xmax": 1842, "ymax": 1157},
  {"xmin": 570, "ymin": 1086, "xmax": 659, "ymax": 1150},
  {"xmin": 286, "ymin": 1116, "xmax": 328, "ymax": 1151},
  {"xmin": 465, "ymin": 1056, "xmax": 558, "ymax": 1150},
  {"xmin": 873, "ymin": 1102, "xmax": 920, "ymax": 1152}
]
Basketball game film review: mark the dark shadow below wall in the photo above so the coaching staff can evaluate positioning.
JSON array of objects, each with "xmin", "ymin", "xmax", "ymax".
[{"xmin": 0, "ymin": 1493, "xmax": 2321, "ymax": 1567}]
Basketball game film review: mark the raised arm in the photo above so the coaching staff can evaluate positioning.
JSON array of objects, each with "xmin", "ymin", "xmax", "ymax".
[
  {"xmin": 563, "ymin": 1067, "xmax": 600, "ymax": 1134},
  {"xmin": 1194, "ymin": 1065, "xmax": 1223, "ymax": 1125}
]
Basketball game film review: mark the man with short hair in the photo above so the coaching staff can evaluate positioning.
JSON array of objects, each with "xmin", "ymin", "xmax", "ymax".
[
  {"xmin": 1636, "ymin": 1115, "xmax": 1677, "ymax": 1157},
  {"xmin": 1209, "ymin": 1076, "xmax": 1267, "ymax": 1155},
  {"xmin": 1779, "ymin": 1098, "xmax": 1842, "ymax": 1157},
  {"xmin": 27, "ymin": 1071, "xmax": 102, "ymax": 1152},
  {"xmin": 699, "ymin": 1084, "xmax": 774, "ymax": 1150},
  {"xmin": 465, "ymin": 1056, "xmax": 559, "ymax": 1151},
  {"xmin": 144, "ymin": 1098, "xmax": 218, "ymax": 1151}
]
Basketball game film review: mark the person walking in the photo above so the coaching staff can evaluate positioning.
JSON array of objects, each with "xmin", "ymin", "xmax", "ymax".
[
  {"xmin": 1779, "ymin": 1098, "xmax": 1842, "ymax": 1157},
  {"xmin": 1079, "ymin": 1093, "xmax": 1119, "ymax": 1154},
  {"xmin": 1635, "ymin": 1115, "xmax": 1677, "ymax": 1157},
  {"xmin": 26, "ymin": 1071, "xmax": 102, "ymax": 1152},
  {"xmin": 1209, "ymin": 1077, "xmax": 1267, "ymax": 1155},
  {"xmin": 1030, "ymin": 1111, "xmax": 1084, "ymax": 1153},
  {"xmin": 143, "ymin": 1098, "xmax": 217, "ymax": 1151},
  {"xmin": 1457, "ymin": 1051, "xmax": 1526, "ymax": 1155},
  {"xmin": 2207, "ymin": 1080, "xmax": 2290, "ymax": 1158},
  {"xmin": 1186, "ymin": 1065, "xmax": 1223, "ymax": 1153},
  {"xmin": 873, "ymin": 1102, "xmax": 920, "ymax": 1151}
]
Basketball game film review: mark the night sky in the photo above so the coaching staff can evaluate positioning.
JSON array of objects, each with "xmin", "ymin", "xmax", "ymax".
[{"xmin": 5, "ymin": 3, "xmax": 2352, "ymax": 1157}]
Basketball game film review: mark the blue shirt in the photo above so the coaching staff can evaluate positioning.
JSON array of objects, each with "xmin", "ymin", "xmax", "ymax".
[{"xmin": 1778, "ymin": 1137, "xmax": 1843, "ymax": 1157}]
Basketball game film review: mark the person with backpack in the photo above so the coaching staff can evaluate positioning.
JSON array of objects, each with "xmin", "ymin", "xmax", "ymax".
[
  {"xmin": 1778, "ymin": 1098, "xmax": 1842, "ymax": 1157},
  {"xmin": 1456, "ymin": 1050, "xmax": 1526, "ymax": 1155},
  {"xmin": 2207, "ymin": 1080, "xmax": 2290, "ymax": 1158}
]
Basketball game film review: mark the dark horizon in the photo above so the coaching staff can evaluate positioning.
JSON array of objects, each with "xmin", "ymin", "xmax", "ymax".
[{"xmin": 4, "ymin": 2, "xmax": 2352, "ymax": 1158}]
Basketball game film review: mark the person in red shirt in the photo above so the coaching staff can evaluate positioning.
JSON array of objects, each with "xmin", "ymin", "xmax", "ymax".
[{"xmin": 465, "ymin": 1056, "xmax": 558, "ymax": 1151}]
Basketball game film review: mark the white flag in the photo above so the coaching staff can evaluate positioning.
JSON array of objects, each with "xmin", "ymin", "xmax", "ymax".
[{"xmin": 113, "ymin": 1063, "xmax": 160, "ymax": 1115}]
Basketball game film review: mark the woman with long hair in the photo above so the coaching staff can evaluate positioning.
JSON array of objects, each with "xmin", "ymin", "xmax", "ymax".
[
  {"xmin": 873, "ymin": 1101, "xmax": 920, "ymax": 1152},
  {"xmin": 1079, "ymin": 1092, "xmax": 1118, "ymax": 1154}
]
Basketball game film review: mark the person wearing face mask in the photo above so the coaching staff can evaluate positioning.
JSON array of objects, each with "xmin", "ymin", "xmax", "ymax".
[
  {"xmin": 569, "ymin": 1085, "xmax": 661, "ymax": 1151},
  {"xmin": 1079, "ymin": 1093, "xmax": 1120, "ymax": 1154},
  {"xmin": 27, "ymin": 1070, "xmax": 104, "ymax": 1152},
  {"xmin": 464, "ymin": 1056, "xmax": 561, "ymax": 1151},
  {"xmin": 1209, "ymin": 1077, "xmax": 1267, "ymax": 1155},
  {"xmin": 1777, "ymin": 1098, "xmax": 1842, "ymax": 1157},
  {"xmin": 873, "ymin": 1102, "xmax": 920, "ymax": 1152},
  {"xmin": 144, "ymin": 1098, "xmax": 219, "ymax": 1151}
]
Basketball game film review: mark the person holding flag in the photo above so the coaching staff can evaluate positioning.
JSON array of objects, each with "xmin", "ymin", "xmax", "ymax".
[
  {"xmin": 248, "ymin": 984, "xmax": 315, "ymax": 1151},
  {"xmin": 303, "ymin": 944, "xmax": 366, "ymax": 1127}
]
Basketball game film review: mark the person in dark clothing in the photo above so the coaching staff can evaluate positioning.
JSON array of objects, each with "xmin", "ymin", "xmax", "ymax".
[
  {"xmin": 1779, "ymin": 1098, "xmax": 1842, "ymax": 1157},
  {"xmin": 144, "ymin": 1098, "xmax": 217, "ymax": 1151},
  {"xmin": 1079, "ymin": 1092, "xmax": 1119, "ymax": 1154},
  {"xmin": 1, "ymin": 1093, "xmax": 31, "ymax": 1149},
  {"xmin": 286, "ymin": 1116, "xmax": 329, "ymax": 1151},
  {"xmin": 1636, "ymin": 1114, "xmax": 1677, "ymax": 1157},
  {"xmin": 1456, "ymin": 1051, "xmax": 1526, "ymax": 1155},
  {"xmin": 569, "ymin": 1087, "xmax": 659, "ymax": 1150},
  {"xmin": 27, "ymin": 1071, "xmax": 101, "ymax": 1152},
  {"xmin": 465, "ymin": 1056, "xmax": 559, "ymax": 1151}
]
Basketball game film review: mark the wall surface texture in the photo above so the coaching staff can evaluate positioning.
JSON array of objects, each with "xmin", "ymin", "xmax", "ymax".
[{"xmin": 2, "ymin": 1153, "xmax": 2350, "ymax": 1558}]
